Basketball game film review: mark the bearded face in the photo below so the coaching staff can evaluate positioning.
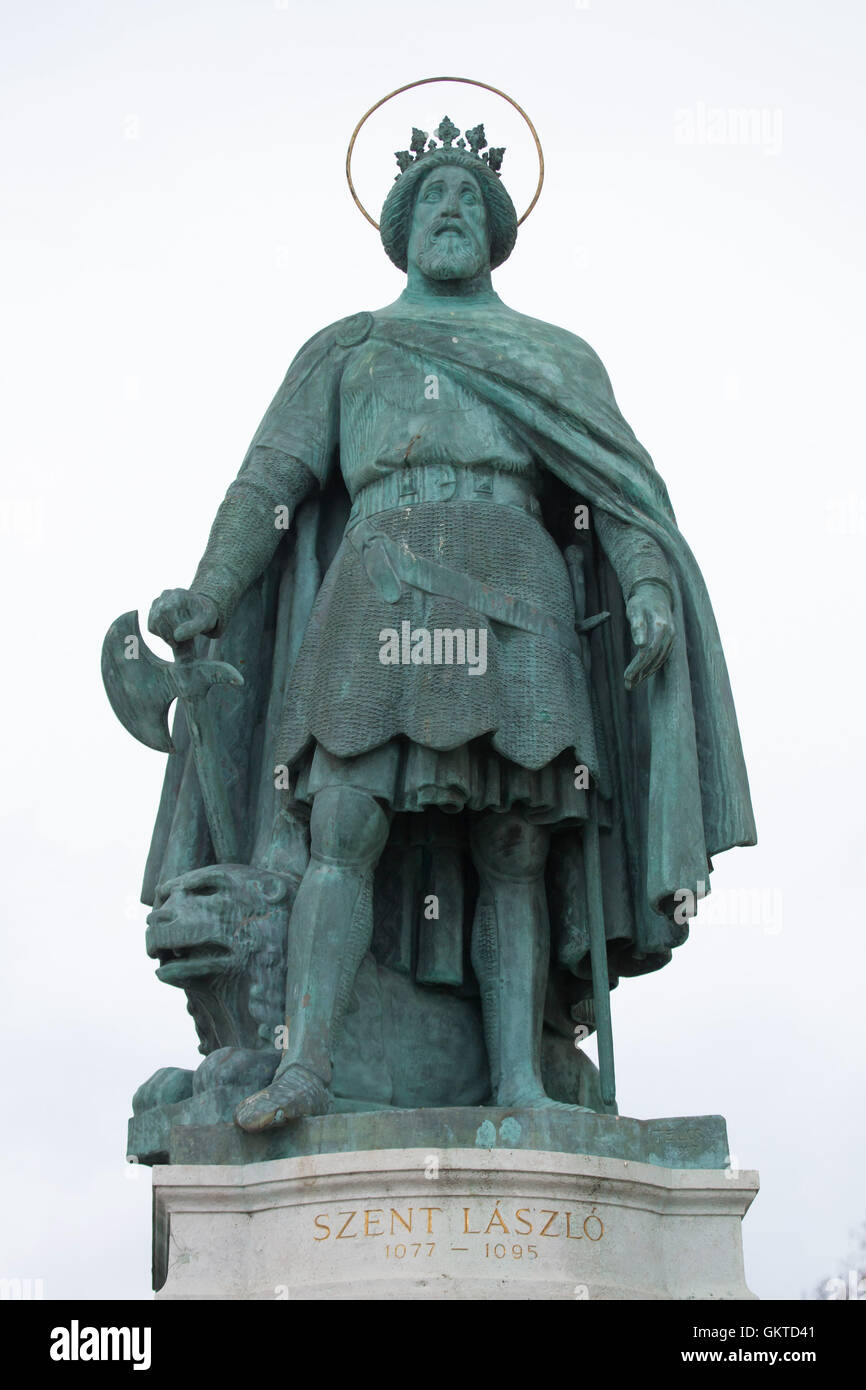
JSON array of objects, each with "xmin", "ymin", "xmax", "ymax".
[{"xmin": 406, "ymin": 164, "xmax": 491, "ymax": 282}]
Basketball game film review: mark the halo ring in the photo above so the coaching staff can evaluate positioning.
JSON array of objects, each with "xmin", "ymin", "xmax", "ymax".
[{"xmin": 346, "ymin": 75, "xmax": 544, "ymax": 231}]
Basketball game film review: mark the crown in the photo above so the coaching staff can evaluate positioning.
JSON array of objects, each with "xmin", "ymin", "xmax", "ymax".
[{"xmin": 394, "ymin": 116, "xmax": 506, "ymax": 179}]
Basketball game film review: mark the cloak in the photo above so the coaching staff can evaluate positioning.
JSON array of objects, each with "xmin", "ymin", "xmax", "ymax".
[{"xmin": 142, "ymin": 306, "xmax": 756, "ymax": 1015}]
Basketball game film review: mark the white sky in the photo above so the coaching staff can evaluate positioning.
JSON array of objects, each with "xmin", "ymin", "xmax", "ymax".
[{"xmin": 1, "ymin": 0, "xmax": 863, "ymax": 1301}]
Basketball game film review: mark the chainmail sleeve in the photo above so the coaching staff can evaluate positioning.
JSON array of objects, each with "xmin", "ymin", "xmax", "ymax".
[
  {"xmin": 593, "ymin": 508, "xmax": 674, "ymax": 604},
  {"xmin": 191, "ymin": 446, "xmax": 317, "ymax": 635},
  {"xmin": 189, "ymin": 324, "xmax": 343, "ymax": 635}
]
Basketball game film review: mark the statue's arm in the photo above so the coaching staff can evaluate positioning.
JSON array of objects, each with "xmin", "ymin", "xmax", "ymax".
[
  {"xmin": 190, "ymin": 446, "xmax": 317, "ymax": 635},
  {"xmin": 592, "ymin": 509, "xmax": 674, "ymax": 606},
  {"xmin": 557, "ymin": 334, "xmax": 677, "ymax": 687},
  {"xmin": 591, "ymin": 509, "xmax": 677, "ymax": 690},
  {"xmin": 149, "ymin": 326, "xmax": 341, "ymax": 648}
]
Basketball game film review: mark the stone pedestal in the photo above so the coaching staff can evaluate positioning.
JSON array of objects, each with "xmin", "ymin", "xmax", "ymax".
[{"xmin": 152, "ymin": 1110, "xmax": 758, "ymax": 1300}]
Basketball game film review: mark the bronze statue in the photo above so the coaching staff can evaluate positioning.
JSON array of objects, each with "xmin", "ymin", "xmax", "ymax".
[{"xmin": 104, "ymin": 91, "xmax": 755, "ymax": 1145}]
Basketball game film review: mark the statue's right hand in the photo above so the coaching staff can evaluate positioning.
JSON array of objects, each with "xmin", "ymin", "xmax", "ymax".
[{"xmin": 148, "ymin": 589, "xmax": 219, "ymax": 646}]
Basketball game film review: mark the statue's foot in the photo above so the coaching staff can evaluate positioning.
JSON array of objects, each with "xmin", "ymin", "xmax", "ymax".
[
  {"xmin": 234, "ymin": 1064, "xmax": 330, "ymax": 1133},
  {"xmin": 495, "ymin": 1086, "xmax": 593, "ymax": 1115}
]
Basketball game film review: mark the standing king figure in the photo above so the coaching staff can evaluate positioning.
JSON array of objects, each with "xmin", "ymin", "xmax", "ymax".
[{"xmin": 147, "ymin": 119, "xmax": 756, "ymax": 1131}]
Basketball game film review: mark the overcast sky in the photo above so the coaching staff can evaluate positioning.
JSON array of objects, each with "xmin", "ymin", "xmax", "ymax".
[{"xmin": 1, "ymin": 0, "xmax": 863, "ymax": 1301}]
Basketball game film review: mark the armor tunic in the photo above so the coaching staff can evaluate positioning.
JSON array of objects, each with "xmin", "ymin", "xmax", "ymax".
[{"xmin": 194, "ymin": 322, "xmax": 672, "ymax": 824}]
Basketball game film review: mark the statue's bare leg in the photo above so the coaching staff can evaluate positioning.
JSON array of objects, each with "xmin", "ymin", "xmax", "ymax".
[
  {"xmin": 470, "ymin": 810, "xmax": 591, "ymax": 1113},
  {"xmin": 235, "ymin": 784, "xmax": 390, "ymax": 1132}
]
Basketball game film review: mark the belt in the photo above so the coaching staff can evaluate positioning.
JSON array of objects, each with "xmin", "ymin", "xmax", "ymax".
[
  {"xmin": 348, "ymin": 463, "xmax": 543, "ymax": 523},
  {"xmin": 346, "ymin": 516, "xmax": 609, "ymax": 657}
]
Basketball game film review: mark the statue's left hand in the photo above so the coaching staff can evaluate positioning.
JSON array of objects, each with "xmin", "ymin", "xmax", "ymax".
[{"xmin": 624, "ymin": 581, "xmax": 675, "ymax": 689}]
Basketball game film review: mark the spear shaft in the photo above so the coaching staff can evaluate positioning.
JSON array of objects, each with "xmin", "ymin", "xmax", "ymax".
[{"xmin": 565, "ymin": 545, "xmax": 617, "ymax": 1110}]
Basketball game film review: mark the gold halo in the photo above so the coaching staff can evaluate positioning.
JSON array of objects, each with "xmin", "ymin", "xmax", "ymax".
[{"xmin": 346, "ymin": 75, "xmax": 545, "ymax": 231}]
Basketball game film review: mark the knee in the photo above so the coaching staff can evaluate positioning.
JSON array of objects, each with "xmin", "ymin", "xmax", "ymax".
[
  {"xmin": 470, "ymin": 812, "xmax": 549, "ymax": 881},
  {"xmin": 309, "ymin": 786, "xmax": 391, "ymax": 867}
]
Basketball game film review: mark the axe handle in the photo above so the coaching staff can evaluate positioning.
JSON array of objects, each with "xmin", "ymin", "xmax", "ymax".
[{"xmin": 175, "ymin": 646, "xmax": 240, "ymax": 864}]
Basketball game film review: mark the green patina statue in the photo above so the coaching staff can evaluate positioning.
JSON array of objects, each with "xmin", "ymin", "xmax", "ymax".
[{"xmin": 104, "ymin": 107, "xmax": 755, "ymax": 1150}]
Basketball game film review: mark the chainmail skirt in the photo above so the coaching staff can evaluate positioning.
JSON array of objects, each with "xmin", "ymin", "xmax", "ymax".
[{"xmin": 279, "ymin": 498, "xmax": 599, "ymax": 821}]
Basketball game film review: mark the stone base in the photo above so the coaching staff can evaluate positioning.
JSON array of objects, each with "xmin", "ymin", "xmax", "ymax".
[{"xmin": 153, "ymin": 1113, "xmax": 758, "ymax": 1300}]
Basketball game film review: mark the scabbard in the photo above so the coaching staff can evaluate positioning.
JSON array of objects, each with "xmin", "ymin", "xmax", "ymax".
[{"xmin": 348, "ymin": 518, "xmax": 606, "ymax": 656}]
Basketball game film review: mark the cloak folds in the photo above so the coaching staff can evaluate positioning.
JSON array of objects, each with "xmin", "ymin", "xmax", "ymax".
[{"xmin": 143, "ymin": 309, "xmax": 756, "ymax": 1012}]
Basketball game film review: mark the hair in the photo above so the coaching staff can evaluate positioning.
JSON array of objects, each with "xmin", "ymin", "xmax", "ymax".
[{"xmin": 379, "ymin": 149, "xmax": 518, "ymax": 272}]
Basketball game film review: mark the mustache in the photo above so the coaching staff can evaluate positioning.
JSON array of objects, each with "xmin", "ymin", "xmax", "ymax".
[{"xmin": 427, "ymin": 218, "xmax": 472, "ymax": 242}]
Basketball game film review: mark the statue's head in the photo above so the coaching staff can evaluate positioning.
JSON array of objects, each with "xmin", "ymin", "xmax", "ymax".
[
  {"xmin": 145, "ymin": 864, "xmax": 293, "ymax": 989},
  {"xmin": 145, "ymin": 864, "xmax": 297, "ymax": 1053},
  {"xmin": 380, "ymin": 137, "xmax": 518, "ymax": 280}
]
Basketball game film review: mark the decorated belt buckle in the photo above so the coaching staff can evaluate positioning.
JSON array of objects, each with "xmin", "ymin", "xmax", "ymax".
[
  {"xmin": 474, "ymin": 470, "xmax": 494, "ymax": 495},
  {"xmin": 398, "ymin": 469, "xmax": 419, "ymax": 503},
  {"xmin": 435, "ymin": 464, "xmax": 457, "ymax": 499}
]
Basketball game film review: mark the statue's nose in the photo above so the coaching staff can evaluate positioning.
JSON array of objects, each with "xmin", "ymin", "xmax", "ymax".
[
  {"xmin": 439, "ymin": 188, "xmax": 463, "ymax": 218},
  {"xmin": 147, "ymin": 899, "xmax": 177, "ymax": 924}
]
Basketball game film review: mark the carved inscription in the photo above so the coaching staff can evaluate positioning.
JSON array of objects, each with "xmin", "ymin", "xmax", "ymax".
[{"xmin": 311, "ymin": 1202, "xmax": 605, "ymax": 1258}]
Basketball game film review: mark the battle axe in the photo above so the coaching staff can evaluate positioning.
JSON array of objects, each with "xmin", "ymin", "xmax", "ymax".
[{"xmin": 101, "ymin": 611, "xmax": 244, "ymax": 863}]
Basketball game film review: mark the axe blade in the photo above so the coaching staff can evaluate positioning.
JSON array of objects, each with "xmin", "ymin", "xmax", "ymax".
[{"xmin": 101, "ymin": 610, "xmax": 179, "ymax": 753}]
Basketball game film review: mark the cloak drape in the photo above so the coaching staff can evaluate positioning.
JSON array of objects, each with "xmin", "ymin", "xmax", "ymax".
[{"xmin": 142, "ymin": 307, "xmax": 756, "ymax": 1011}]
